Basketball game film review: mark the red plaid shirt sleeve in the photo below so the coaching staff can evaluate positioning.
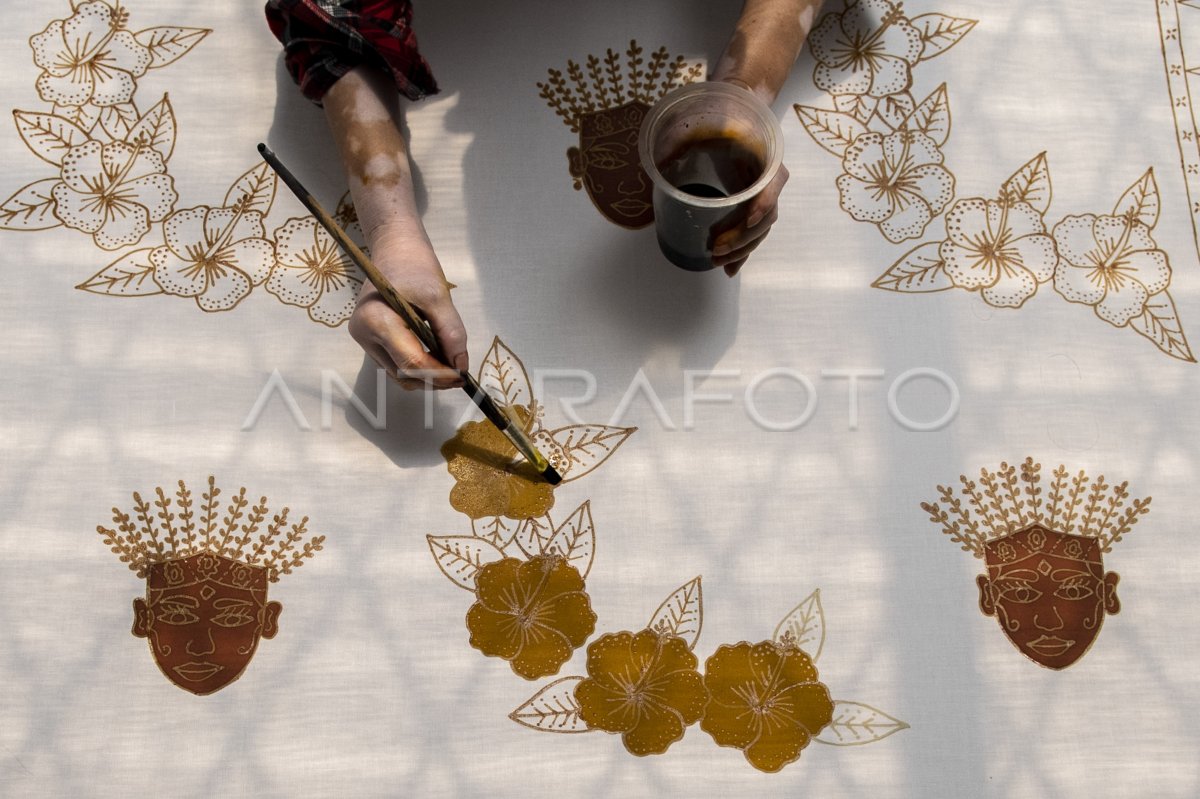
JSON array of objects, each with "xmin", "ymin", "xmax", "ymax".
[{"xmin": 264, "ymin": 0, "xmax": 439, "ymax": 105}]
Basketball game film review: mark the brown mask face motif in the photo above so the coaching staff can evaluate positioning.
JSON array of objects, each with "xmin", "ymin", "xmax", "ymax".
[
  {"xmin": 977, "ymin": 525, "xmax": 1120, "ymax": 670},
  {"xmin": 132, "ymin": 553, "xmax": 281, "ymax": 695},
  {"xmin": 567, "ymin": 101, "xmax": 654, "ymax": 229}
]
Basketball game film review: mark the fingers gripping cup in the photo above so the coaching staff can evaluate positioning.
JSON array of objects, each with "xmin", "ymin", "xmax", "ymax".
[{"xmin": 639, "ymin": 82, "xmax": 784, "ymax": 271}]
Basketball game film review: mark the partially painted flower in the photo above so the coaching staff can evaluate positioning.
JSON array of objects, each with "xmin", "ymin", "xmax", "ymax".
[
  {"xmin": 441, "ymin": 406, "xmax": 555, "ymax": 520},
  {"xmin": 700, "ymin": 640, "xmax": 834, "ymax": 773},
  {"xmin": 150, "ymin": 206, "xmax": 275, "ymax": 311},
  {"xmin": 466, "ymin": 554, "xmax": 596, "ymax": 680},
  {"xmin": 939, "ymin": 198, "xmax": 1058, "ymax": 308},
  {"xmin": 30, "ymin": 1, "xmax": 151, "ymax": 108},
  {"xmin": 53, "ymin": 140, "xmax": 176, "ymax": 250},
  {"xmin": 575, "ymin": 630, "xmax": 709, "ymax": 756},
  {"xmin": 809, "ymin": 0, "xmax": 923, "ymax": 98},
  {"xmin": 1052, "ymin": 214, "xmax": 1171, "ymax": 327},
  {"xmin": 836, "ymin": 130, "xmax": 953, "ymax": 242},
  {"xmin": 267, "ymin": 217, "xmax": 365, "ymax": 327}
]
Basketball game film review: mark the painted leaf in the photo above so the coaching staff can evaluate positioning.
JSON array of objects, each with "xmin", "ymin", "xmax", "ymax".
[
  {"xmin": 772, "ymin": 589, "xmax": 826, "ymax": 662},
  {"xmin": 426, "ymin": 535, "xmax": 505, "ymax": 591},
  {"xmin": 472, "ymin": 515, "xmax": 521, "ymax": 548},
  {"xmin": 875, "ymin": 91, "xmax": 915, "ymax": 131},
  {"xmin": 509, "ymin": 676, "xmax": 592, "ymax": 733},
  {"xmin": 872, "ymin": 242, "xmax": 953, "ymax": 293},
  {"xmin": 902, "ymin": 85, "xmax": 951, "ymax": 146},
  {"xmin": 223, "ymin": 162, "xmax": 278, "ymax": 215},
  {"xmin": 126, "ymin": 95, "xmax": 176, "ymax": 162},
  {"xmin": 1130, "ymin": 291, "xmax": 1195, "ymax": 362},
  {"xmin": 1000, "ymin": 152, "xmax": 1052, "ymax": 214},
  {"xmin": 794, "ymin": 105, "xmax": 870, "ymax": 158},
  {"xmin": 13, "ymin": 111, "xmax": 88, "ymax": 166},
  {"xmin": 911, "ymin": 14, "xmax": 977, "ymax": 61},
  {"xmin": 1113, "ymin": 168, "xmax": 1160, "ymax": 229},
  {"xmin": 647, "ymin": 576, "xmax": 703, "ymax": 649},
  {"xmin": 76, "ymin": 249, "xmax": 162, "ymax": 296},
  {"xmin": 833, "ymin": 93, "xmax": 876, "ymax": 124},
  {"xmin": 814, "ymin": 701, "xmax": 910, "ymax": 746},
  {"xmin": 135, "ymin": 27, "xmax": 211, "ymax": 69},
  {"xmin": 512, "ymin": 515, "xmax": 555, "ymax": 559},
  {"xmin": 545, "ymin": 501, "xmax": 595, "ymax": 577},
  {"xmin": 98, "ymin": 103, "xmax": 138, "ymax": 140},
  {"xmin": 0, "ymin": 179, "xmax": 61, "ymax": 230},
  {"xmin": 547, "ymin": 424, "xmax": 636, "ymax": 482},
  {"xmin": 478, "ymin": 337, "xmax": 533, "ymax": 412}
]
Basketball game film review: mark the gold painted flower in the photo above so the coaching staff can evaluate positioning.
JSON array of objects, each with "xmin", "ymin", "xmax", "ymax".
[
  {"xmin": 1052, "ymin": 213, "xmax": 1171, "ymax": 327},
  {"xmin": 939, "ymin": 197, "xmax": 1058, "ymax": 308},
  {"xmin": 267, "ymin": 217, "xmax": 365, "ymax": 327},
  {"xmin": 466, "ymin": 554, "xmax": 596, "ymax": 679},
  {"xmin": 809, "ymin": 0, "xmax": 923, "ymax": 98},
  {"xmin": 575, "ymin": 629, "xmax": 709, "ymax": 756},
  {"xmin": 700, "ymin": 640, "xmax": 834, "ymax": 773},
  {"xmin": 836, "ymin": 130, "xmax": 953, "ymax": 243},
  {"xmin": 151, "ymin": 205, "xmax": 276, "ymax": 311},
  {"xmin": 30, "ymin": 1, "xmax": 151, "ymax": 108},
  {"xmin": 52, "ymin": 140, "xmax": 176, "ymax": 250},
  {"xmin": 441, "ymin": 406, "xmax": 555, "ymax": 520}
]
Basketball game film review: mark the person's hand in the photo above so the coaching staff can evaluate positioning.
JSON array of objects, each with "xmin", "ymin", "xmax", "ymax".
[
  {"xmin": 711, "ymin": 161, "xmax": 788, "ymax": 277},
  {"xmin": 348, "ymin": 222, "xmax": 468, "ymax": 391}
]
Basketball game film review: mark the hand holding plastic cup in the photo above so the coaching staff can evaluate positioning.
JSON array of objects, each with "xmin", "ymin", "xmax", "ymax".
[{"xmin": 638, "ymin": 81, "xmax": 784, "ymax": 272}]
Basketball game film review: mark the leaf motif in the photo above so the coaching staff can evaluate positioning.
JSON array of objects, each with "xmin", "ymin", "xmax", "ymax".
[
  {"xmin": 833, "ymin": 93, "xmax": 876, "ymax": 124},
  {"xmin": 875, "ymin": 91, "xmax": 914, "ymax": 131},
  {"xmin": 1130, "ymin": 291, "xmax": 1196, "ymax": 362},
  {"xmin": 471, "ymin": 516, "xmax": 521, "ymax": 548},
  {"xmin": 1113, "ymin": 168, "xmax": 1159, "ymax": 229},
  {"xmin": 76, "ymin": 249, "xmax": 162, "ymax": 296},
  {"xmin": 98, "ymin": 103, "xmax": 138, "ymax": 140},
  {"xmin": 772, "ymin": 589, "xmax": 826, "ymax": 662},
  {"xmin": 872, "ymin": 242, "xmax": 953, "ymax": 293},
  {"xmin": 511, "ymin": 515, "xmax": 555, "ymax": 559},
  {"xmin": 478, "ymin": 337, "xmax": 533, "ymax": 412},
  {"xmin": 52, "ymin": 102, "xmax": 99, "ymax": 133},
  {"xmin": 0, "ymin": 179, "xmax": 61, "ymax": 230},
  {"xmin": 911, "ymin": 14, "xmax": 978, "ymax": 61},
  {"xmin": 509, "ymin": 676, "xmax": 592, "ymax": 733},
  {"xmin": 126, "ymin": 95, "xmax": 176, "ymax": 162},
  {"xmin": 647, "ymin": 576, "xmax": 703, "ymax": 648},
  {"xmin": 545, "ymin": 501, "xmax": 595, "ymax": 577},
  {"xmin": 13, "ymin": 111, "xmax": 89, "ymax": 166},
  {"xmin": 223, "ymin": 162, "xmax": 278, "ymax": 215},
  {"xmin": 902, "ymin": 85, "xmax": 951, "ymax": 146},
  {"xmin": 546, "ymin": 424, "xmax": 636, "ymax": 482},
  {"xmin": 426, "ymin": 535, "xmax": 505, "ymax": 591},
  {"xmin": 135, "ymin": 27, "xmax": 211, "ymax": 69},
  {"xmin": 794, "ymin": 105, "xmax": 870, "ymax": 158},
  {"xmin": 814, "ymin": 701, "xmax": 910, "ymax": 746},
  {"xmin": 999, "ymin": 152, "xmax": 1052, "ymax": 215}
]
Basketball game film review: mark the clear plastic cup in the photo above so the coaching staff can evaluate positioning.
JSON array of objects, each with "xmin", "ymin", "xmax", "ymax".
[{"xmin": 638, "ymin": 81, "xmax": 784, "ymax": 271}]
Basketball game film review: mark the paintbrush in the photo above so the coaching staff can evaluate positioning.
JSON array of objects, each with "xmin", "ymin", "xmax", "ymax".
[{"xmin": 257, "ymin": 142, "xmax": 563, "ymax": 486}]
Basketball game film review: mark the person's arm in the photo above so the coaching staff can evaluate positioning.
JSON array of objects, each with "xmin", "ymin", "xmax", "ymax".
[{"xmin": 709, "ymin": 0, "xmax": 824, "ymax": 276}]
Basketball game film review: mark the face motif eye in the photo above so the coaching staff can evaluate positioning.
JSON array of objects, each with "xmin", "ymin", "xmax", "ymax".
[
  {"xmin": 156, "ymin": 595, "xmax": 200, "ymax": 625},
  {"xmin": 994, "ymin": 578, "xmax": 1042, "ymax": 604},
  {"xmin": 1052, "ymin": 573, "xmax": 1097, "ymax": 601},
  {"xmin": 586, "ymin": 143, "xmax": 632, "ymax": 170},
  {"xmin": 212, "ymin": 599, "xmax": 256, "ymax": 628}
]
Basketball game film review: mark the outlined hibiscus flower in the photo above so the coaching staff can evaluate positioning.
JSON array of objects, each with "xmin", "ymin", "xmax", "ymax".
[
  {"xmin": 809, "ymin": 0, "xmax": 924, "ymax": 98},
  {"xmin": 52, "ymin": 139, "xmax": 176, "ymax": 249},
  {"xmin": 150, "ymin": 205, "xmax": 275, "ymax": 311},
  {"xmin": 836, "ymin": 129, "xmax": 953, "ymax": 242},
  {"xmin": 30, "ymin": 1, "xmax": 150, "ymax": 109},
  {"xmin": 266, "ymin": 216, "xmax": 365, "ymax": 327},
  {"xmin": 940, "ymin": 197, "xmax": 1058, "ymax": 308}
]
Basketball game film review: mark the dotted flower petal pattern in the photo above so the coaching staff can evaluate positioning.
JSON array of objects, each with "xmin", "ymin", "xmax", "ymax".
[
  {"xmin": 810, "ymin": 0, "xmax": 923, "ymax": 98},
  {"xmin": 575, "ymin": 630, "xmax": 709, "ymax": 756},
  {"xmin": 836, "ymin": 130, "xmax": 953, "ymax": 243},
  {"xmin": 1052, "ymin": 214, "xmax": 1171, "ymax": 327},
  {"xmin": 30, "ymin": 1, "xmax": 150, "ymax": 108},
  {"xmin": 151, "ymin": 205, "xmax": 275, "ymax": 311},
  {"xmin": 466, "ymin": 554, "xmax": 596, "ymax": 680},
  {"xmin": 940, "ymin": 198, "xmax": 1059, "ymax": 308},
  {"xmin": 441, "ymin": 406, "xmax": 556, "ymax": 521},
  {"xmin": 700, "ymin": 641, "xmax": 834, "ymax": 773},
  {"xmin": 267, "ymin": 217, "xmax": 365, "ymax": 327}
]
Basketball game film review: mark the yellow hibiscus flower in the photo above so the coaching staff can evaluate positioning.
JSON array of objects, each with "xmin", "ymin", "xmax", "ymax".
[{"xmin": 440, "ymin": 405, "xmax": 555, "ymax": 520}]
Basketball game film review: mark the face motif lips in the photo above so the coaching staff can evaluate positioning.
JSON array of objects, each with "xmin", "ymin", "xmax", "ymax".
[
  {"xmin": 610, "ymin": 198, "xmax": 652, "ymax": 218},
  {"xmin": 173, "ymin": 661, "xmax": 224, "ymax": 682},
  {"xmin": 1026, "ymin": 636, "xmax": 1074, "ymax": 657}
]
